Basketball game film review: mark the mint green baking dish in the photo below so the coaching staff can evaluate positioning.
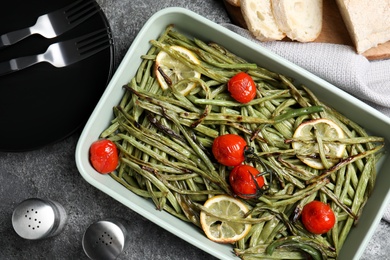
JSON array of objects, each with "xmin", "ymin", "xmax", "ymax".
[{"xmin": 75, "ymin": 7, "xmax": 390, "ymax": 259}]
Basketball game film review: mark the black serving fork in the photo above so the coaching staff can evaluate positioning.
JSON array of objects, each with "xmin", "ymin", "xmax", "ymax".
[
  {"xmin": 0, "ymin": 28, "xmax": 112, "ymax": 76},
  {"xmin": 0, "ymin": 0, "xmax": 101, "ymax": 49}
]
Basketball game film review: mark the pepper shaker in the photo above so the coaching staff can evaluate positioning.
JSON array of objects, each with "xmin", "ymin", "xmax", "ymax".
[
  {"xmin": 12, "ymin": 198, "xmax": 67, "ymax": 240},
  {"xmin": 82, "ymin": 218, "xmax": 130, "ymax": 260}
]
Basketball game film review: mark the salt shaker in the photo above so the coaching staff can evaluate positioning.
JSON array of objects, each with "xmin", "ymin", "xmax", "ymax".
[
  {"xmin": 12, "ymin": 198, "xmax": 67, "ymax": 240},
  {"xmin": 82, "ymin": 219, "xmax": 130, "ymax": 260}
]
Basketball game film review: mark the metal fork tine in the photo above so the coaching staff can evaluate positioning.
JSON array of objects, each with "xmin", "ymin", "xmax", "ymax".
[
  {"xmin": 62, "ymin": 0, "xmax": 86, "ymax": 13},
  {"xmin": 75, "ymin": 28, "xmax": 108, "ymax": 45},
  {"xmin": 66, "ymin": 0, "xmax": 100, "ymax": 24},
  {"xmin": 76, "ymin": 28, "xmax": 112, "ymax": 58},
  {"xmin": 65, "ymin": 0, "xmax": 98, "ymax": 17},
  {"xmin": 79, "ymin": 40, "xmax": 112, "ymax": 59}
]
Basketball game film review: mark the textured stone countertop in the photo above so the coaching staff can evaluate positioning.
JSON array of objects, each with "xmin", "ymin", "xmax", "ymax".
[{"xmin": 1, "ymin": 0, "xmax": 390, "ymax": 259}]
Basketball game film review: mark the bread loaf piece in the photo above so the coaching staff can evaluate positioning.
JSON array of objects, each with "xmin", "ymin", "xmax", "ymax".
[
  {"xmin": 226, "ymin": 0, "xmax": 240, "ymax": 7},
  {"xmin": 271, "ymin": 0, "xmax": 323, "ymax": 42},
  {"xmin": 335, "ymin": 0, "xmax": 390, "ymax": 54},
  {"xmin": 241, "ymin": 0, "xmax": 286, "ymax": 41}
]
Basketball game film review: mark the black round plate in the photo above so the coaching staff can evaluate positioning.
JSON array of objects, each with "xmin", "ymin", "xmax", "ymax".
[{"xmin": 0, "ymin": 0, "xmax": 114, "ymax": 152}]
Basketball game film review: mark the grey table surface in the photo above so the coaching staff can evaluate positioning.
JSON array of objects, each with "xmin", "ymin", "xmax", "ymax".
[{"xmin": 1, "ymin": 0, "xmax": 390, "ymax": 259}]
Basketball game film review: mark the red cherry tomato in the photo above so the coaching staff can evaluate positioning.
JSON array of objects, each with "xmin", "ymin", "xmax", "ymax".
[
  {"xmin": 227, "ymin": 72, "xmax": 257, "ymax": 104},
  {"xmin": 89, "ymin": 139, "xmax": 119, "ymax": 174},
  {"xmin": 212, "ymin": 134, "xmax": 247, "ymax": 166},
  {"xmin": 229, "ymin": 164, "xmax": 265, "ymax": 199},
  {"xmin": 301, "ymin": 200, "xmax": 336, "ymax": 234}
]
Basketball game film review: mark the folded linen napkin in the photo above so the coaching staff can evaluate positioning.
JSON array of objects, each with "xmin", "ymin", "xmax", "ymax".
[{"xmin": 222, "ymin": 23, "xmax": 390, "ymax": 222}]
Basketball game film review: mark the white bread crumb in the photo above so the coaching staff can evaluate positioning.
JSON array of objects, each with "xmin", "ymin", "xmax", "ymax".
[
  {"xmin": 271, "ymin": 0, "xmax": 323, "ymax": 42},
  {"xmin": 241, "ymin": 0, "xmax": 286, "ymax": 41}
]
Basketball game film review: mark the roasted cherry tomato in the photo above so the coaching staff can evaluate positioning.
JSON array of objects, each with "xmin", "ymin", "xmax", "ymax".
[
  {"xmin": 229, "ymin": 164, "xmax": 265, "ymax": 199},
  {"xmin": 212, "ymin": 134, "xmax": 247, "ymax": 166},
  {"xmin": 89, "ymin": 139, "xmax": 119, "ymax": 174},
  {"xmin": 301, "ymin": 200, "xmax": 336, "ymax": 234},
  {"xmin": 227, "ymin": 72, "xmax": 256, "ymax": 103}
]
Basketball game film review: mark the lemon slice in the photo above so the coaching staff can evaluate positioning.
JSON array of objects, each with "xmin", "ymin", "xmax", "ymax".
[
  {"xmin": 199, "ymin": 195, "xmax": 251, "ymax": 244},
  {"xmin": 155, "ymin": 45, "xmax": 201, "ymax": 95},
  {"xmin": 292, "ymin": 118, "xmax": 346, "ymax": 169}
]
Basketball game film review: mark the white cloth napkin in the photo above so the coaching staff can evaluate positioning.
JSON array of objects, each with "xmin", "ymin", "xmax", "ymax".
[{"xmin": 222, "ymin": 23, "xmax": 390, "ymax": 222}]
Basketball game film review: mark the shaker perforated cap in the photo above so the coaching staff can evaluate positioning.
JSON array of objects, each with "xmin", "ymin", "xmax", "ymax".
[
  {"xmin": 12, "ymin": 198, "xmax": 67, "ymax": 240},
  {"xmin": 82, "ymin": 219, "xmax": 130, "ymax": 260}
]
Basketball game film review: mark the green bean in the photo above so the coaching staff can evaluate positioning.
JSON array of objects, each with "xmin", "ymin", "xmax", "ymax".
[
  {"xmin": 118, "ymin": 122, "xmax": 196, "ymax": 166},
  {"xmin": 120, "ymin": 157, "xmax": 181, "ymax": 213},
  {"xmin": 126, "ymin": 85, "xmax": 187, "ymax": 114},
  {"xmin": 278, "ymin": 157, "xmax": 317, "ymax": 181},
  {"xmin": 164, "ymin": 112, "xmax": 220, "ymax": 176},
  {"xmin": 178, "ymin": 118, "xmax": 219, "ymax": 138},
  {"xmin": 247, "ymin": 104, "xmax": 292, "ymax": 139},
  {"xmin": 146, "ymin": 179, "xmax": 162, "ymax": 210},
  {"xmin": 127, "ymin": 85, "xmax": 201, "ymax": 113},
  {"xmin": 194, "ymin": 89, "xmax": 289, "ymax": 107},
  {"xmin": 279, "ymin": 75, "xmax": 311, "ymax": 108},
  {"xmin": 235, "ymin": 245, "xmax": 306, "ymax": 259},
  {"xmin": 174, "ymin": 191, "xmax": 201, "ymax": 226},
  {"xmin": 198, "ymin": 51, "xmax": 258, "ymax": 70},
  {"xmin": 175, "ymin": 77, "xmax": 212, "ymax": 127},
  {"xmin": 194, "ymin": 38, "xmax": 238, "ymax": 64},
  {"xmin": 267, "ymin": 236, "xmax": 337, "ymax": 259},
  {"xmin": 246, "ymin": 222, "xmax": 268, "ymax": 248},
  {"xmin": 320, "ymin": 186, "xmax": 356, "ymax": 219},
  {"xmin": 308, "ymin": 145, "xmax": 384, "ymax": 184},
  {"xmin": 117, "ymin": 135, "xmax": 182, "ymax": 170},
  {"xmin": 136, "ymin": 43, "xmax": 159, "ymax": 84},
  {"xmin": 167, "ymin": 29, "xmax": 193, "ymax": 45},
  {"xmin": 110, "ymin": 172, "xmax": 162, "ymax": 198},
  {"xmin": 207, "ymin": 42, "xmax": 280, "ymax": 81},
  {"xmin": 159, "ymin": 173, "xmax": 200, "ymax": 181},
  {"xmin": 207, "ymin": 42, "xmax": 247, "ymax": 63},
  {"xmin": 162, "ymin": 203, "xmax": 192, "ymax": 223},
  {"xmin": 180, "ymin": 112, "xmax": 275, "ymax": 124},
  {"xmin": 116, "ymin": 107, "xmax": 194, "ymax": 158},
  {"xmin": 156, "ymin": 174, "xmax": 224, "ymax": 196},
  {"xmin": 273, "ymin": 106, "xmax": 324, "ymax": 123},
  {"xmin": 139, "ymin": 58, "xmax": 154, "ymax": 90},
  {"xmin": 261, "ymin": 188, "xmax": 295, "ymax": 244},
  {"xmin": 263, "ymin": 179, "xmax": 329, "ymax": 208},
  {"xmin": 340, "ymin": 156, "xmax": 376, "ymax": 241}
]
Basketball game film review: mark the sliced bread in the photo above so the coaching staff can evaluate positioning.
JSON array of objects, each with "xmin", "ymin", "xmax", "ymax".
[
  {"xmin": 335, "ymin": 0, "xmax": 390, "ymax": 53},
  {"xmin": 241, "ymin": 0, "xmax": 286, "ymax": 41},
  {"xmin": 226, "ymin": 0, "xmax": 241, "ymax": 7},
  {"xmin": 271, "ymin": 0, "xmax": 323, "ymax": 42}
]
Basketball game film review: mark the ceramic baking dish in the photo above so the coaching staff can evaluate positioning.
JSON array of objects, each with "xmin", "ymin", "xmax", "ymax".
[{"xmin": 75, "ymin": 7, "xmax": 390, "ymax": 259}]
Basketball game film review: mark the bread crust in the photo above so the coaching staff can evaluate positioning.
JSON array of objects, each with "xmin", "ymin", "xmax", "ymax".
[
  {"xmin": 241, "ymin": 0, "xmax": 286, "ymax": 41},
  {"xmin": 226, "ymin": 0, "xmax": 241, "ymax": 7}
]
